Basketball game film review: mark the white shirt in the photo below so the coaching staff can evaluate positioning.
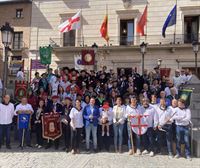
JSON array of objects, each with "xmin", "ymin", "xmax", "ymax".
[
  {"xmin": 99, "ymin": 107, "xmax": 113, "ymax": 125},
  {"xmin": 112, "ymin": 105, "xmax": 126, "ymax": 124},
  {"xmin": 172, "ymin": 107, "xmax": 191, "ymax": 126},
  {"xmin": 16, "ymin": 71, "xmax": 24, "ymax": 80},
  {"xmin": 173, "ymin": 76, "xmax": 182, "ymax": 88},
  {"xmin": 164, "ymin": 87, "xmax": 178, "ymax": 97},
  {"xmin": 0, "ymin": 103, "xmax": 14, "ymax": 124},
  {"xmin": 155, "ymin": 106, "xmax": 173, "ymax": 126},
  {"xmin": 14, "ymin": 103, "xmax": 34, "ymax": 116},
  {"xmin": 60, "ymin": 81, "xmax": 71, "ymax": 91},
  {"xmin": 69, "ymin": 107, "xmax": 84, "ymax": 128},
  {"xmin": 141, "ymin": 105, "xmax": 158, "ymax": 128},
  {"xmin": 51, "ymin": 81, "xmax": 60, "ymax": 96},
  {"xmin": 125, "ymin": 105, "xmax": 142, "ymax": 119}
]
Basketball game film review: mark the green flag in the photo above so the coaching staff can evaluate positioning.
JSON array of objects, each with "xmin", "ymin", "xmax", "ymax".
[
  {"xmin": 39, "ymin": 46, "xmax": 52, "ymax": 65},
  {"xmin": 178, "ymin": 89, "xmax": 193, "ymax": 107}
]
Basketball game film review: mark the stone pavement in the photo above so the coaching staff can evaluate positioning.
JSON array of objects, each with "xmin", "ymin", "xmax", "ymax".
[{"xmin": 0, "ymin": 146, "xmax": 200, "ymax": 168}]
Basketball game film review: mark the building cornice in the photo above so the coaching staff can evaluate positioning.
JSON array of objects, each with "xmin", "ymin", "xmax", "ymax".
[{"xmin": 52, "ymin": 43, "xmax": 193, "ymax": 53}]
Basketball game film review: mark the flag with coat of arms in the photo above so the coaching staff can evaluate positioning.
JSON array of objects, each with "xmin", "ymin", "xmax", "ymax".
[{"xmin": 74, "ymin": 54, "xmax": 84, "ymax": 70}]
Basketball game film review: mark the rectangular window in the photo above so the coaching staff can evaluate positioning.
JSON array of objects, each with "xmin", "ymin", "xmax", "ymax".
[
  {"xmin": 63, "ymin": 30, "xmax": 76, "ymax": 46},
  {"xmin": 184, "ymin": 16, "xmax": 199, "ymax": 43},
  {"xmin": 120, "ymin": 19, "xmax": 134, "ymax": 45},
  {"xmin": 13, "ymin": 32, "xmax": 23, "ymax": 49},
  {"xmin": 16, "ymin": 9, "xmax": 23, "ymax": 18}
]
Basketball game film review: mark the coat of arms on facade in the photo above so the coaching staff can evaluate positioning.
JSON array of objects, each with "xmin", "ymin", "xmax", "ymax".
[{"xmin": 122, "ymin": 0, "xmax": 132, "ymax": 9}]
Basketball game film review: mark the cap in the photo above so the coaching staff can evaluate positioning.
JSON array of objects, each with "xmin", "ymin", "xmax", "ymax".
[
  {"xmin": 102, "ymin": 102, "xmax": 110, "ymax": 109},
  {"xmin": 52, "ymin": 95, "xmax": 59, "ymax": 99}
]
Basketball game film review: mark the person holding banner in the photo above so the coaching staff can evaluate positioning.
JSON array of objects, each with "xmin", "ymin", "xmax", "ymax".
[
  {"xmin": 156, "ymin": 98, "xmax": 174, "ymax": 158},
  {"xmin": 0, "ymin": 95, "xmax": 15, "ymax": 149},
  {"xmin": 141, "ymin": 98, "xmax": 158, "ymax": 157},
  {"xmin": 125, "ymin": 95, "xmax": 142, "ymax": 155},
  {"xmin": 172, "ymin": 99, "xmax": 192, "ymax": 160},
  {"xmin": 45, "ymin": 95, "xmax": 63, "ymax": 150},
  {"xmin": 69, "ymin": 99, "xmax": 84, "ymax": 154},
  {"xmin": 15, "ymin": 97, "xmax": 34, "ymax": 148},
  {"xmin": 112, "ymin": 96, "xmax": 126, "ymax": 153}
]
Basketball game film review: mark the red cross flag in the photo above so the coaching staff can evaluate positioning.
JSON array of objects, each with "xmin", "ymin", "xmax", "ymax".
[
  {"xmin": 58, "ymin": 11, "xmax": 81, "ymax": 33},
  {"xmin": 130, "ymin": 115, "xmax": 149, "ymax": 135}
]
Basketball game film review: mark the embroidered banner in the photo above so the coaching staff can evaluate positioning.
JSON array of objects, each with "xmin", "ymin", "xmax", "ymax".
[{"xmin": 42, "ymin": 113, "xmax": 62, "ymax": 140}]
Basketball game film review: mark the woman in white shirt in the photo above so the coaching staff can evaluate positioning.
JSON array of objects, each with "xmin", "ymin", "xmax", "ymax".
[
  {"xmin": 69, "ymin": 99, "xmax": 84, "ymax": 154},
  {"xmin": 112, "ymin": 96, "xmax": 126, "ymax": 153}
]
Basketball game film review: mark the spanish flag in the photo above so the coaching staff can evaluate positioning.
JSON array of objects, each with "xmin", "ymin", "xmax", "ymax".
[
  {"xmin": 137, "ymin": 5, "xmax": 147, "ymax": 36},
  {"xmin": 100, "ymin": 14, "xmax": 109, "ymax": 42}
]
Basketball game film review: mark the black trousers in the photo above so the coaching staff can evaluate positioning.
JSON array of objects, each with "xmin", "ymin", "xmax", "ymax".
[
  {"xmin": 35, "ymin": 123, "xmax": 43, "ymax": 146},
  {"xmin": 71, "ymin": 128, "xmax": 82, "ymax": 151},
  {"xmin": 97, "ymin": 125, "xmax": 112, "ymax": 151},
  {"xmin": 0, "ymin": 124, "xmax": 11, "ymax": 146},
  {"xmin": 62, "ymin": 124, "xmax": 71, "ymax": 149}
]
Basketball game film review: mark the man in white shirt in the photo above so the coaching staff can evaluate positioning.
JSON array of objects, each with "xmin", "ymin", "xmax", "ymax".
[
  {"xmin": 172, "ymin": 69, "xmax": 182, "ymax": 89},
  {"xmin": 172, "ymin": 99, "xmax": 192, "ymax": 160},
  {"xmin": 15, "ymin": 97, "xmax": 34, "ymax": 148},
  {"xmin": 0, "ymin": 95, "xmax": 14, "ymax": 149},
  {"xmin": 141, "ymin": 98, "xmax": 158, "ymax": 157},
  {"xmin": 156, "ymin": 98, "xmax": 173, "ymax": 158}
]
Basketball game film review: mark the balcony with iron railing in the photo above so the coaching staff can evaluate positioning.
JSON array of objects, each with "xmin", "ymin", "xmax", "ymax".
[{"xmin": 50, "ymin": 33, "xmax": 200, "ymax": 48}]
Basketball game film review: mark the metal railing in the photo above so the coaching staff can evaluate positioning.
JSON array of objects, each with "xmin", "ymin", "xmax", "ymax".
[{"xmin": 50, "ymin": 33, "xmax": 200, "ymax": 47}]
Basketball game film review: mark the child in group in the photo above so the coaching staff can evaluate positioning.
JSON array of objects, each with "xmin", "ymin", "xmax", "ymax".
[{"xmin": 101, "ymin": 102, "xmax": 111, "ymax": 136}]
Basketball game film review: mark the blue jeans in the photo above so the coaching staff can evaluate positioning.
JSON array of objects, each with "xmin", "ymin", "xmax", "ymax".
[
  {"xmin": 18, "ymin": 128, "xmax": 31, "ymax": 146},
  {"xmin": 85, "ymin": 123, "xmax": 97, "ymax": 149},
  {"xmin": 143, "ymin": 127, "xmax": 154, "ymax": 152},
  {"xmin": 176, "ymin": 125, "xmax": 191, "ymax": 157},
  {"xmin": 0, "ymin": 124, "xmax": 11, "ymax": 146},
  {"xmin": 113, "ymin": 123, "xmax": 124, "ymax": 148},
  {"xmin": 157, "ymin": 124, "xmax": 173, "ymax": 154},
  {"xmin": 127, "ymin": 123, "xmax": 141, "ymax": 150}
]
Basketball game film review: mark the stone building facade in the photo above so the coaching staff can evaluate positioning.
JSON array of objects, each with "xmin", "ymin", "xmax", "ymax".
[
  {"xmin": 1, "ymin": 0, "xmax": 200, "ymax": 80},
  {"xmin": 0, "ymin": 0, "xmax": 32, "ymax": 81}
]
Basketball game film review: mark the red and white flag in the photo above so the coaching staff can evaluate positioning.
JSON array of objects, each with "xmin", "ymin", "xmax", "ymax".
[{"xmin": 58, "ymin": 11, "xmax": 81, "ymax": 33}]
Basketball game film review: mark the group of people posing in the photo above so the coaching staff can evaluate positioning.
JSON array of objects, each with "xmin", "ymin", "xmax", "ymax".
[{"xmin": 0, "ymin": 66, "xmax": 192, "ymax": 160}]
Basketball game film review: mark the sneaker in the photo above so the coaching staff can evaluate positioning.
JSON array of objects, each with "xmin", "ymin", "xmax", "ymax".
[
  {"xmin": 136, "ymin": 149, "xmax": 141, "ymax": 155},
  {"xmin": 142, "ymin": 150, "xmax": 149, "ymax": 155},
  {"xmin": 129, "ymin": 149, "xmax": 133, "ymax": 155},
  {"xmin": 149, "ymin": 151, "xmax": 154, "ymax": 157},
  {"xmin": 102, "ymin": 132, "xmax": 105, "ymax": 136},
  {"xmin": 38, "ymin": 145, "xmax": 42, "ymax": 149},
  {"xmin": 174, "ymin": 154, "xmax": 180, "ymax": 159},
  {"xmin": 186, "ymin": 156, "xmax": 192, "ymax": 161},
  {"xmin": 35, "ymin": 144, "xmax": 39, "ymax": 147},
  {"xmin": 71, "ymin": 149, "xmax": 75, "ymax": 154},
  {"xmin": 168, "ymin": 155, "xmax": 173, "ymax": 159},
  {"xmin": 107, "ymin": 132, "xmax": 110, "ymax": 136}
]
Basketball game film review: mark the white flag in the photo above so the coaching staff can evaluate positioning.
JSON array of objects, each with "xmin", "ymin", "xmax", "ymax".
[
  {"xmin": 74, "ymin": 54, "xmax": 84, "ymax": 70},
  {"xmin": 58, "ymin": 11, "xmax": 81, "ymax": 33}
]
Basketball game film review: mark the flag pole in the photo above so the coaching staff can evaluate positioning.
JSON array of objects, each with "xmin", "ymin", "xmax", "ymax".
[
  {"xmin": 174, "ymin": 0, "xmax": 178, "ymax": 44},
  {"xmin": 145, "ymin": 1, "xmax": 149, "ymax": 43},
  {"xmin": 81, "ymin": 8, "xmax": 84, "ymax": 46},
  {"xmin": 106, "ymin": 4, "xmax": 109, "ymax": 46}
]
